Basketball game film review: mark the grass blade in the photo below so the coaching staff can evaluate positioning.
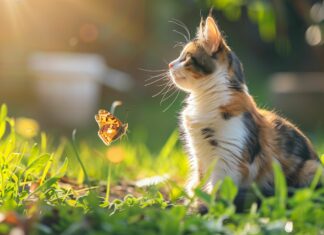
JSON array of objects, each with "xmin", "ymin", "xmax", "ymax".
[{"xmin": 71, "ymin": 129, "xmax": 89, "ymax": 185}]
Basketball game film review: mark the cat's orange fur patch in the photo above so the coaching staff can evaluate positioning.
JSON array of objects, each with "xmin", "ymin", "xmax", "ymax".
[{"xmin": 219, "ymin": 92, "xmax": 255, "ymax": 116}]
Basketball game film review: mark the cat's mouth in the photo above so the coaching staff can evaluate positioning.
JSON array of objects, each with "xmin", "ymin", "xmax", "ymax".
[{"xmin": 169, "ymin": 70, "xmax": 186, "ymax": 81}]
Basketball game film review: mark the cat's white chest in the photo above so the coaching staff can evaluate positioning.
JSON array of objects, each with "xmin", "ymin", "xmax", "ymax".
[{"xmin": 182, "ymin": 106, "xmax": 247, "ymax": 189}]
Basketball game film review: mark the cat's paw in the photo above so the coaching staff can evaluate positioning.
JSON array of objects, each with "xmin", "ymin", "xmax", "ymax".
[{"xmin": 186, "ymin": 199, "xmax": 209, "ymax": 215}]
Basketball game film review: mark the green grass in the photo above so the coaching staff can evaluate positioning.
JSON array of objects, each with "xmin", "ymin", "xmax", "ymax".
[{"xmin": 1, "ymin": 103, "xmax": 324, "ymax": 235}]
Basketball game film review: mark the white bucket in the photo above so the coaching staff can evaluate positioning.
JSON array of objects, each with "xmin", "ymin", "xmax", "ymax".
[{"xmin": 29, "ymin": 52, "xmax": 132, "ymax": 128}]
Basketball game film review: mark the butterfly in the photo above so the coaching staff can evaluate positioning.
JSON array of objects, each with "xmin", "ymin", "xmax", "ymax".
[{"xmin": 95, "ymin": 109, "xmax": 128, "ymax": 146}]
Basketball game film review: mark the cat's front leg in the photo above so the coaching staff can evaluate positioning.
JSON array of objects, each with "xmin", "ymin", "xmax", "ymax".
[
  {"xmin": 185, "ymin": 176, "xmax": 210, "ymax": 215},
  {"xmin": 185, "ymin": 169, "xmax": 200, "ymax": 198}
]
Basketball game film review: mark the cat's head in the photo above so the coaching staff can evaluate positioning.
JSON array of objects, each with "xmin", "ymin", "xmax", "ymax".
[{"xmin": 169, "ymin": 16, "xmax": 245, "ymax": 93}]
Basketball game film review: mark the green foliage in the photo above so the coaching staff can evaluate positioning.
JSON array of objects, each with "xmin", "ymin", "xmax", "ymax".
[
  {"xmin": 273, "ymin": 162, "xmax": 287, "ymax": 218},
  {"xmin": 208, "ymin": 0, "xmax": 276, "ymax": 41},
  {"xmin": 1, "ymin": 103, "xmax": 324, "ymax": 234},
  {"xmin": 0, "ymin": 104, "xmax": 7, "ymax": 139},
  {"xmin": 0, "ymin": 105, "xmax": 70, "ymax": 208}
]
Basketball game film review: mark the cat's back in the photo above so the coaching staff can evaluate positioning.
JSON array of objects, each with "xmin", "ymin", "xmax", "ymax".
[
  {"xmin": 260, "ymin": 109, "xmax": 317, "ymax": 160},
  {"xmin": 259, "ymin": 109, "xmax": 320, "ymax": 187}
]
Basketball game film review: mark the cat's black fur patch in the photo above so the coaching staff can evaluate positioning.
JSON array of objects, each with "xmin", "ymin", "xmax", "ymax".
[
  {"xmin": 201, "ymin": 128, "xmax": 216, "ymax": 141},
  {"xmin": 229, "ymin": 52, "xmax": 245, "ymax": 84},
  {"xmin": 201, "ymin": 128, "xmax": 215, "ymax": 135},
  {"xmin": 211, "ymin": 51, "xmax": 218, "ymax": 59},
  {"xmin": 190, "ymin": 56, "xmax": 214, "ymax": 74},
  {"xmin": 228, "ymin": 51, "xmax": 233, "ymax": 67},
  {"xmin": 221, "ymin": 112, "xmax": 232, "ymax": 120},
  {"xmin": 286, "ymin": 160, "xmax": 305, "ymax": 187},
  {"xmin": 274, "ymin": 118, "xmax": 312, "ymax": 161},
  {"xmin": 204, "ymin": 134, "xmax": 214, "ymax": 139},
  {"xmin": 227, "ymin": 52, "xmax": 245, "ymax": 92},
  {"xmin": 209, "ymin": 139, "xmax": 218, "ymax": 147},
  {"xmin": 228, "ymin": 79, "xmax": 243, "ymax": 92},
  {"xmin": 285, "ymin": 129, "xmax": 310, "ymax": 160},
  {"xmin": 242, "ymin": 112, "xmax": 261, "ymax": 163},
  {"xmin": 184, "ymin": 44, "xmax": 215, "ymax": 75}
]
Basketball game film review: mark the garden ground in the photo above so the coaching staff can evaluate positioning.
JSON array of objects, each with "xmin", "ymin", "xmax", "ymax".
[{"xmin": 1, "ymin": 103, "xmax": 324, "ymax": 235}]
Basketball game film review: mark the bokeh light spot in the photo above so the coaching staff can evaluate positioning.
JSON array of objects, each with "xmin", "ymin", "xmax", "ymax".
[
  {"xmin": 284, "ymin": 221, "xmax": 293, "ymax": 233},
  {"xmin": 16, "ymin": 117, "xmax": 39, "ymax": 138},
  {"xmin": 305, "ymin": 25, "xmax": 322, "ymax": 46},
  {"xmin": 310, "ymin": 2, "xmax": 324, "ymax": 23},
  {"xmin": 105, "ymin": 145, "xmax": 126, "ymax": 164}
]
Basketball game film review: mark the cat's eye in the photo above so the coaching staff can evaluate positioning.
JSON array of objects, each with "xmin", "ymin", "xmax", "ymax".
[
  {"xmin": 189, "ymin": 56, "xmax": 202, "ymax": 69},
  {"xmin": 190, "ymin": 56, "xmax": 199, "ymax": 65},
  {"xmin": 186, "ymin": 55, "xmax": 208, "ymax": 73},
  {"xmin": 180, "ymin": 53, "xmax": 192, "ymax": 63}
]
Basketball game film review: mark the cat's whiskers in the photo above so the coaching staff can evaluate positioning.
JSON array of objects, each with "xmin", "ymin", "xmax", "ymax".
[
  {"xmin": 144, "ymin": 74, "xmax": 169, "ymax": 86},
  {"xmin": 163, "ymin": 90, "xmax": 180, "ymax": 112},
  {"xmin": 172, "ymin": 29, "xmax": 189, "ymax": 43},
  {"xmin": 140, "ymin": 68, "xmax": 169, "ymax": 89},
  {"xmin": 156, "ymin": 80, "xmax": 171, "ymax": 87},
  {"xmin": 142, "ymin": 64, "xmax": 180, "ymax": 112},
  {"xmin": 169, "ymin": 18, "xmax": 191, "ymax": 41},
  {"xmin": 139, "ymin": 68, "xmax": 168, "ymax": 73},
  {"xmin": 160, "ymin": 80, "xmax": 174, "ymax": 99},
  {"xmin": 145, "ymin": 71, "xmax": 168, "ymax": 80},
  {"xmin": 152, "ymin": 82, "xmax": 173, "ymax": 98},
  {"xmin": 173, "ymin": 41, "xmax": 186, "ymax": 48},
  {"xmin": 144, "ymin": 71, "xmax": 169, "ymax": 82},
  {"xmin": 160, "ymin": 86, "xmax": 177, "ymax": 104}
]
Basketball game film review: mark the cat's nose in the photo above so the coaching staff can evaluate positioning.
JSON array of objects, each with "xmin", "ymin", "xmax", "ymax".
[{"xmin": 168, "ymin": 62, "xmax": 174, "ymax": 69}]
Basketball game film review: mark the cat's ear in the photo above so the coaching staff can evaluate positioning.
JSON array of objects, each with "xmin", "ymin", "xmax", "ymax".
[
  {"xmin": 197, "ymin": 17, "xmax": 205, "ymax": 40},
  {"xmin": 203, "ymin": 17, "xmax": 222, "ymax": 52}
]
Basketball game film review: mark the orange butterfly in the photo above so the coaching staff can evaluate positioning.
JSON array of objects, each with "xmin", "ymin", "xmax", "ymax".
[{"xmin": 95, "ymin": 109, "xmax": 128, "ymax": 145}]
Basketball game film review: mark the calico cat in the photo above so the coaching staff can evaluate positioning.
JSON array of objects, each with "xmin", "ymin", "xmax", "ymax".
[{"xmin": 168, "ymin": 16, "xmax": 322, "ymax": 198}]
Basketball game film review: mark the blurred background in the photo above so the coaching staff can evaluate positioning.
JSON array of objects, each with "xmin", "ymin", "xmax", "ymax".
[{"xmin": 1, "ymin": 0, "xmax": 324, "ymax": 151}]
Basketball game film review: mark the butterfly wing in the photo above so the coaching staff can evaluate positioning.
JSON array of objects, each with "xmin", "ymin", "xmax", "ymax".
[
  {"xmin": 98, "ymin": 124, "xmax": 118, "ymax": 145},
  {"xmin": 95, "ymin": 109, "xmax": 110, "ymax": 128},
  {"xmin": 95, "ymin": 109, "xmax": 127, "ymax": 145},
  {"xmin": 111, "ymin": 123, "xmax": 128, "ymax": 141}
]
